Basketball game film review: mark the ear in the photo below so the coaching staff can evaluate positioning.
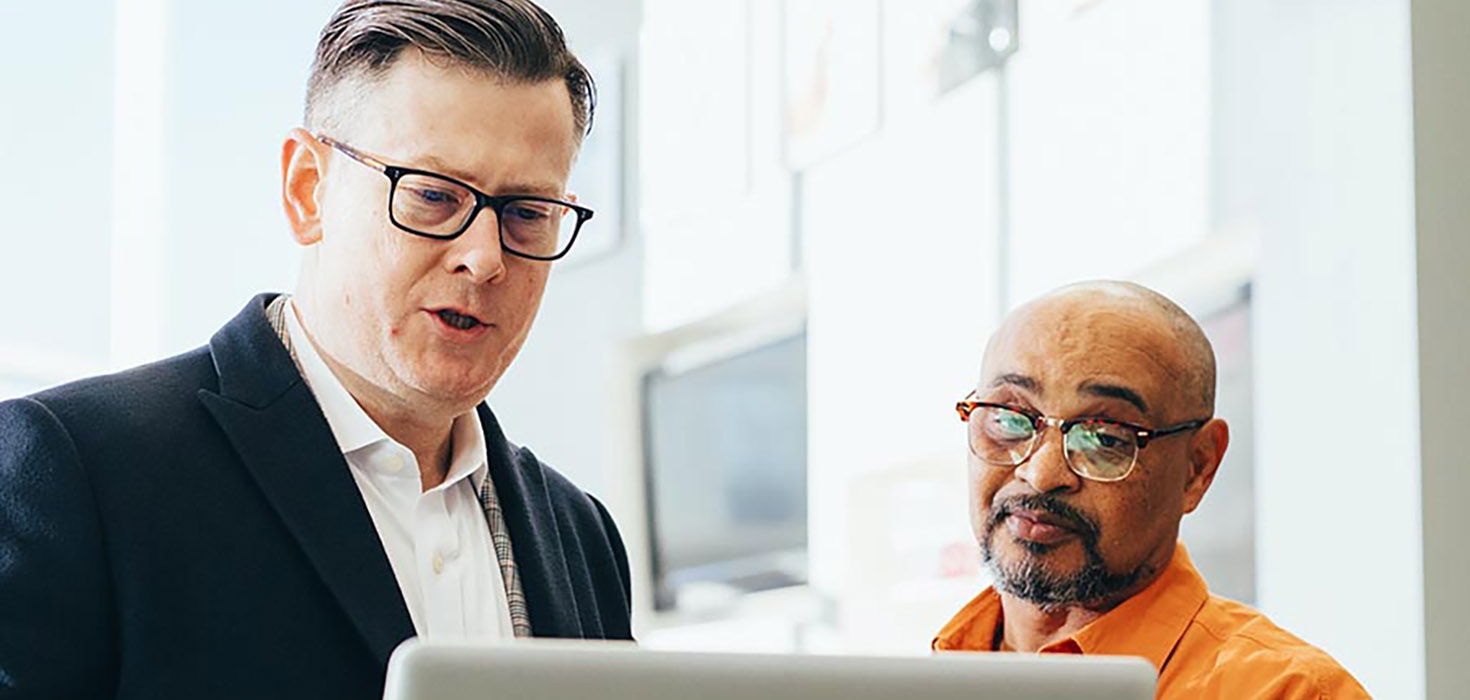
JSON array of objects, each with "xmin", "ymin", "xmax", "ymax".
[
  {"xmin": 1181, "ymin": 418, "xmax": 1229, "ymax": 514},
  {"xmin": 282, "ymin": 127, "xmax": 327, "ymax": 246}
]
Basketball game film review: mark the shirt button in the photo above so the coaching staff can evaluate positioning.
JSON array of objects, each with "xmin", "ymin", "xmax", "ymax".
[
  {"xmin": 384, "ymin": 452, "xmax": 406, "ymax": 474},
  {"xmin": 432, "ymin": 551, "xmax": 445, "ymax": 575}
]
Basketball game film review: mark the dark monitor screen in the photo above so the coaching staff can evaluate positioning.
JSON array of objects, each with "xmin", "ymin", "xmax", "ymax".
[{"xmin": 642, "ymin": 332, "xmax": 808, "ymax": 611}]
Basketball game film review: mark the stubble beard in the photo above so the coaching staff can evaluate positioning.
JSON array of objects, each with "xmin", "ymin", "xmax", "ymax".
[{"xmin": 980, "ymin": 494, "xmax": 1153, "ymax": 612}]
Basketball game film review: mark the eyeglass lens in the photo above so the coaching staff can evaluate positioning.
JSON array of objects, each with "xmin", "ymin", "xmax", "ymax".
[
  {"xmin": 969, "ymin": 405, "xmax": 1138, "ymax": 480},
  {"xmin": 391, "ymin": 173, "xmax": 577, "ymax": 258}
]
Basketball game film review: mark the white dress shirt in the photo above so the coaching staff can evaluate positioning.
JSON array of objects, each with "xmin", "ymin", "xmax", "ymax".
[{"xmin": 284, "ymin": 301, "xmax": 514, "ymax": 640}]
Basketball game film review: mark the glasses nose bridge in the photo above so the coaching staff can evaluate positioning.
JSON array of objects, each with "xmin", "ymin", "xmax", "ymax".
[
  {"xmin": 1036, "ymin": 415, "xmax": 1067, "ymax": 432},
  {"xmin": 1012, "ymin": 413, "xmax": 1081, "ymax": 491},
  {"xmin": 1029, "ymin": 414, "xmax": 1068, "ymax": 445},
  {"xmin": 1014, "ymin": 413, "xmax": 1067, "ymax": 465},
  {"xmin": 460, "ymin": 193, "xmax": 505, "ymax": 241},
  {"xmin": 476, "ymin": 192, "xmax": 507, "ymax": 216}
]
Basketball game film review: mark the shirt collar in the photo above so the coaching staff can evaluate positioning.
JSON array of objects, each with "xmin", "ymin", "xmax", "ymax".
[
  {"xmin": 283, "ymin": 299, "xmax": 387, "ymax": 455},
  {"xmin": 933, "ymin": 542, "xmax": 1209, "ymax": 673},
  {"xmin": 282, "ymin": 299, "xmax": 490, "ymax": 493},
  {"xmin": 932, "ymin": 583, "xmax": 1005, "ymax": 652},
  {"xmin": 1061, "ymin": 542, "xmax": 1209, "ymax": 671},
  {"xmin": 443, "ymin": 404, "xmax": 490, "ymax": 494}
]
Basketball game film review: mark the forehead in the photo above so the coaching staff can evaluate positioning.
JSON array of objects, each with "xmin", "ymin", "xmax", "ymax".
[
  {"xmin": 981, "ymin": 299, "xmax": 1189, "ymax": 413},
  {"xmin": 339, "ymin": 51, "xmax": 579, "ymax": 194}
]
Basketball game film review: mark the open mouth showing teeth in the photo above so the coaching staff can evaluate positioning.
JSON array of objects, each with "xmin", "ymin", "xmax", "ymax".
[{"xmin": 436, "ymin": 309, "xmax": 483, "ymax": 330}]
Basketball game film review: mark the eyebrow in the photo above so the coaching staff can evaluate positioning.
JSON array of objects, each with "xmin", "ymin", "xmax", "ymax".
[
  {"xmin": 413, "ymin": 154, "xmax": 564, "ymax": 198},
  {"xmin": 1078, "ymin": 381, "xmax": 1150, "ymax": 415},
  {"xmin": 988, "ymin": 373, "xmax": 1041, "ymax": 393}
]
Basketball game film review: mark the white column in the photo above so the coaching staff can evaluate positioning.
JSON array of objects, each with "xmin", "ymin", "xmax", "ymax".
[
  {"xmin": 108, "ymin": 0, "xmax": 171, "ymax": 368},
  {"xmin": 1409, "ymin": 1, "xmax": 1470, "ymax": 697},
  {"xmin": 1222, "ymin": 1, "xmax": 1423, "ymax": 697}
]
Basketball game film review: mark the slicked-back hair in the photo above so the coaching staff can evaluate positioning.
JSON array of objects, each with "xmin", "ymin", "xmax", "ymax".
[{"xmin": 306, "ymin": 0, "xmax": 594, "ymax": 137}]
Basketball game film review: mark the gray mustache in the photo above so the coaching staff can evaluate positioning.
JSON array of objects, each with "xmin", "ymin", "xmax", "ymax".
[{"xmin": 987, "ymin": 493, "xmax": 1101, "ymax": 541}]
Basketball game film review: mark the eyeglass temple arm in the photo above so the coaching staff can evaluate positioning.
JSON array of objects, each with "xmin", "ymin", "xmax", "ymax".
[
  {"xmin": 955, "ymin": 390, "xmax": 993, "ymax": 421},
  {"xmin": 314, "ymin": 134, "xmax": 389, "ymax": 173},
  {"xmin": 1135, "ymin": 418, "xmax": 1210, "ymax": 448}
]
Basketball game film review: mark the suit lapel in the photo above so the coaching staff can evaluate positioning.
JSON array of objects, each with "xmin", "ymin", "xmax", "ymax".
[
  {"xmin": 198, "ymin": 295, "xmax": 415, "ymax": 665},
  {"xmin": 477, "ymin": 404, "xmax": 584, "ymax": 638}
]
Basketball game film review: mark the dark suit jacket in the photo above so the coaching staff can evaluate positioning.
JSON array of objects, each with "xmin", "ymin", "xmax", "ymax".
[{"xmin": 0, "ymin": 294, "xmax": 633, "ymax": 699}]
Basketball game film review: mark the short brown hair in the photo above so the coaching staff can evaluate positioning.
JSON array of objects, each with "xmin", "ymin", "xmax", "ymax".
[{"xmin": 306, "ymin": 0, "xmax": 595, "ymax": 136}]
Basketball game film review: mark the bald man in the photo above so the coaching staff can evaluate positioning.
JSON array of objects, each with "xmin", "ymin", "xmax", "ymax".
[{"xmin": 934, "ymin": 282, "xmax": 1367, "ymax": 698}]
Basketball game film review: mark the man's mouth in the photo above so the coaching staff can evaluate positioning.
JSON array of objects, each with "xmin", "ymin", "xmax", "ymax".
[
  {"xmin": 434, "ymin": 308, "xmax": 486, "ymax": 331},
  {"xmin": 1009, "ymin": 509, "xmax": 1079, "ymax": 532},
  {"xmin": 987, "ymin": 495, "xmax": 1099, "ymax": 548},
  {"xmin": 1006, "ymin": 510, "xmax": 1080, "ymax": 544}
]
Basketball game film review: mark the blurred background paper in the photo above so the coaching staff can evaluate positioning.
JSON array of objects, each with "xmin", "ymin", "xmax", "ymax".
[{"xmin": 782, "ymin": 0, "xmax": 881, "ymax": 169}]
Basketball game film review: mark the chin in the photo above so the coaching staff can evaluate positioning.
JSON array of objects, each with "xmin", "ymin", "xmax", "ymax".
[
  {"xmin": 421, "ymin": 371, "xmax": 495, "ymax": 405},
  {"xmin": 994, "ymin": 546, "xmax": 1087, "ymax": 580},
  {"xmin": 394, "ymin": 357, "xmax": 499, "ymax": 407}
]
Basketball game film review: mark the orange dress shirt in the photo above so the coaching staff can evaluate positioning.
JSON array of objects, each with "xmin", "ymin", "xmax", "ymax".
[{"xmin": 933, "ymin": 543, "xmax": 1370, "ymax": 699}]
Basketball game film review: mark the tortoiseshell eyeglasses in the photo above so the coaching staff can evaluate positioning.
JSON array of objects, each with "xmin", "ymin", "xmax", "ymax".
[{"xmin": 955, "ymin": 391, "xmax": 1209, "ymax": 482}]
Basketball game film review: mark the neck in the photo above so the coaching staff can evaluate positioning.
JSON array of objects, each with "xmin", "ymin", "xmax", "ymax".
[
  {"xmin": 997, "ymin": 597, "xmax": 1108, "ymax": 652},
  {"xmin": 325, "ymin": 350, "xmax": 458, "ymax": 491},
  {"xmin": 291, "ymin": 295, "xmax": 460, "ymax": 491},
  {"xmin": 996, "ymin": 542, "xmax": 1178, "ymax": 651}
]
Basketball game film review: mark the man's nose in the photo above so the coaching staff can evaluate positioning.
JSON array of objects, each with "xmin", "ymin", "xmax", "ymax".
[
  {"xmin": 1013, "ymin": 427, "xmax": 1082, "ymax": 494},
  {"xmin": 448, "ymin": 206, "xmax": 508, "ymax": 284}
]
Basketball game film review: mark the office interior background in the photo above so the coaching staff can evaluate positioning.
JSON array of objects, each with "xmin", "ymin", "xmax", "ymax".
[{"xmin": 1, "ymin": 0, "xmax": 1465, "ymax": 698}]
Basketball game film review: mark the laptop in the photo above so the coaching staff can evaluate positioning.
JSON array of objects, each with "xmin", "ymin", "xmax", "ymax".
[{"xmin": 383, "ymin": 639, "xmax": 1156, "ymax": 700}]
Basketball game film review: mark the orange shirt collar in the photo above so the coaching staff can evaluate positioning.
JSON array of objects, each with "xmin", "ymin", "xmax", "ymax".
[{"xmin": 934, "ymin": 542, "xmax": 1209, "ymax": 673}]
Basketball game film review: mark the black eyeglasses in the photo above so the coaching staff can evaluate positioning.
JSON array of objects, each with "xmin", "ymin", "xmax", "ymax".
[
  {"xmin": 316, "ymin": 134, "xmax": 594, "ymax": 261},
  {"xmin": 955, "ymin": 391, "xmax": 1209, "ymax": 482}
]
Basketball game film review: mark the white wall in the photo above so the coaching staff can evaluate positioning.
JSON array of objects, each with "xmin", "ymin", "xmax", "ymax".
[
  {"xmin": 636, "ymin": 0, "xmax": 794, "ymax": 332},
  {"xmin": 151, "ymin": 1, "xmax": 335, "ymax": 359},
  {"xmin": 1005, "ymin": 0, "xmax": 1212, "ymax": 304},
  {"xmin": 0, "ymin": 2, "xmax": 116, "ymax": 390},
  {"xmin": 802, "ymin": 74, "xmax": 1001, "ymax": 650},
  {"xmin": 0, "ymin": 0, "xmax": 337, "ymax": 383},
  {"xmin": 1409, "ymin": 0, "xmax": 1470, "ymax": 697},
  {"xmin": 1216, "ymin": 1, "xmax": 1424, "ymax": 697}
]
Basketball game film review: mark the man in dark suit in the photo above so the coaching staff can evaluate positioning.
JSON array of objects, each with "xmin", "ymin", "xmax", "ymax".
[{"xmin": 0, "ymin": 1, "xmax": 631, "ymax": 698}]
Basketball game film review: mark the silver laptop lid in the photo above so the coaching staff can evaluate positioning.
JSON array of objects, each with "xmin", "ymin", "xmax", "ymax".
[{"xmin": 384, "ymin": 639, "xmax": 1156, "ymax": 700}]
